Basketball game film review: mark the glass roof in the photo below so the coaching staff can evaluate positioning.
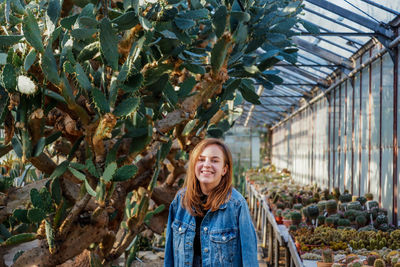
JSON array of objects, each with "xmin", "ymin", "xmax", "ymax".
[{"xmin": 236, "ymin": 0, "xmax": 400, "ymax": 128}]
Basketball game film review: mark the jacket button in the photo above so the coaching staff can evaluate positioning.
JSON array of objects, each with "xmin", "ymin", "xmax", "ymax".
[
  {"xmin": 204, "ymin": 248, "xmax": 209, "ymax": 253},
  {"xmin": 222, "ymin": 236, "xmax": 226, "ymax": 241},
  {"xmin": 179, "ymin": 227, "xmax": 182, "ymax": 231},
  {"xmin": 203, "ymin": 227, "xmax": 208, "ymax": 232}
]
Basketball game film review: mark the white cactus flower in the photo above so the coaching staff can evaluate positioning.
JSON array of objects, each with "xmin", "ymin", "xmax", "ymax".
[{"xmin": 17, "ymin": 75, "xmax": 37, "ymax": 95}]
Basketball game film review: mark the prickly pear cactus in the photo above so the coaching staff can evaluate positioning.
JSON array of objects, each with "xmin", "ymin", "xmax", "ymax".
[{"xmin": 0, "ymin": 0, "xmax": 312, "ymax": 265}]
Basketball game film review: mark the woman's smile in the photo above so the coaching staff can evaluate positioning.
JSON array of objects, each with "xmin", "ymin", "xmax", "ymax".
[{"xmin": 195, "ymin": 144, "xmax": 227, "ymax": 194}]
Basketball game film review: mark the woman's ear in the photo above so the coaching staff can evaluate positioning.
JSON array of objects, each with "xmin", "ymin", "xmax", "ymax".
[{"xmin": 222, "ymin": 164, "xmax": 228, "ymax": 176}]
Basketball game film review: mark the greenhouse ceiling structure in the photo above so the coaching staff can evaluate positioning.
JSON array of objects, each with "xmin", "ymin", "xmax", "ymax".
[{"xmin": 237, "ymin": 0, "xmax": 400, "ymax": 128}]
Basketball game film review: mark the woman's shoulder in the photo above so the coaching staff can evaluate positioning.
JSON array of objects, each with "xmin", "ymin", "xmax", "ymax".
[{"xmin": 228, "ymin": 187, "xmax": 247, "ymax": 206}]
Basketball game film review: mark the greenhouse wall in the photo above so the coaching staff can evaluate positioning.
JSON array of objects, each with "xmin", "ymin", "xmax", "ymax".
[{"xmin": 271, "ymin": 42, "xmax": 400, "ymax": 226}]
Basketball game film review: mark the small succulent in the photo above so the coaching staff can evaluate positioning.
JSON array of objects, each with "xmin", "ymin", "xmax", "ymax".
[
  {"xmin": 322, "ymin": 248, "xmax": 333, "ymax": 263},
  {"xmin": 373, "ymin": 259, "xmax": 385, "ymax": 267}
]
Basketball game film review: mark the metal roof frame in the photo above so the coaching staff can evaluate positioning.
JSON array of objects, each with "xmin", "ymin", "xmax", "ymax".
[{"xmin": 236, "ymin": 0, "xmax": 399, "ymax": 128}]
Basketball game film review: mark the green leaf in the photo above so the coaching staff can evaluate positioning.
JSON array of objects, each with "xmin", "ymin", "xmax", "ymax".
[
  {"xmin": 230, "ymin": 11, "xmax": 250, "ymax": 23},
  {"xmin": 122, "ymin": 73, "xmax": 143, "ymax": 93},
  {"xmin": 49, "ymin": 160, "xmax": 69, "ymax": 179},
  {"xmin": 163, "ymin": 82, "xmax": 178, "ymax": 106},
  {"xmin": 85, "ymin": 179, "xmax": 96, "ymax": 197},
  {"xmin": 13, "ymin": 209, "xmax": 29, "ymax": 223},
  {"xmin": 95, "ymin": 180, "xmax": 106, "ymax": 202},
  {"xmin": 207, "ymin": 126, "xmax": 223, "ymax": 138},
  {"xmin": 0, "ymin": 224, "xmax": 11, "ymax": 239},
  {"xmin": 213, "ymin": 6, "xmax": 227, "ymax": 38},
  {"xmin": 46, "ymin": 0, "xmax": 61, "ymax": 34},
  {"xmin": 178, "ymin": 76, "xmax": 196, "ymax": 98},
  {"xmin": 182, "ymin": 119, "xmax": 198, "ymax": 136},
  {"xmin": 33, "ymin": 137, "xmax": 46, "ymax": 157},
  {"xmin": 70, "ymin": 162, "xmax": 86, "ymax": 170},
  {"xmin": 4, "ymin": 233, "xmax": 37, "ymax": 246},
  {"xmin": 264, "ymin": 74, "xmax": 283, "ymax": 85},
  {"xmin": 211, "ymin": 38, "xmax": 229, "ymax": 72},
  {"xmin": 67, "ymin": 136, "xmax": 84, "ymax": 161},
  {"xmin": 28, "ymin": 208, "xmax": 46, "ymax": 223},
  {"xmin": 45, "ymin": 131, "xmax": 62, "ymax": 145},
  {"xmin": 24, "ymin": 49, "xmax": 37, "ymax": 71},
  {"xmin": 50, "ymin": 177, "xmax": 61, "ymax": 205},
  {"xmin": 60, "ymin": 14, "xmax": 79, "ymax": 30},
  {"xmin": 302, "ymin": 20, "xmax": 320, "ymax": 34},
  {"xmin": 86, "ymin": 158, "xmax": 100, "ymax": 178},
  {"xmin": 78, "ymin": 16, "xmax": 99, "ymax": 27},
  {"xmin": 0, "ymin": 35, "xmax": 23, "ymax": 48},
  {"xmin": 71, "ymin": 28, "xmax": 97, "ymax": 40},
  {"xmin": 75, "ymin": 63, "xmax": 92, "ymax": 91},
  {"xmin": 41, "ymin": 45, "xmax": 60, "ymax": 85},
  {"xmin": 113, "ymin": 165, "xmax": 138, "ymax": 181},
  {"xmin": 113, "ymin": 97, "xmax": 140, "ymax": 117},
  {"xmin": 271, "ymin": 17, "xmax": 297, "ymax": 33},
  {"xmin": 91, "ymin": 88, "xmax": 110, "ymax": 113},
  {"xmin": 99, "ymin": 18, "xmax": 119, "ymax": 70},
  {"xmin": 30, "ymin": 188, "xmax": 43, "ymax": 209},
  {"xmin": 139, "ymin": 16, "xmax": 152, "ymax": 30},
  {"xmin": 68, "ymin": 167, "xmax": 86, "ymax": 181},
  {"xmin": 178, "ymin": 8, "xmax": 208, "ymax": 19},
  {"xmin": 258, "ymin": 56, "xmax": 280, "ymax": 72},
  {"xmin": 182, "ymin": 63, "xmax": 205, "ymax": 74},
  {"xmin": 23, "ymin": 9, "xmax": 44, "ymax": 53},
  {"xmin": 1, "ymin": 64, "xmax": 17, "ymax": 91},
  {"xmin": 233, "ymin": 23, "xmax": 248, "ymax": 44},
  {"xmin": 174, "ymin": 17, "xmax": 195, "ymax": 30},
  {"xmin": 112, "ymin": 11, "xmax": 139, "ymax": 30},
  {"xmin": 160, "ymin": 140, "xmax": 172, "ymax": 160},
  {"xmin": 39, "ymin": 188, "xmax": 53, "ymax": 211},
  {"xmin": 11, "ymin": 137, "xmax": 23, "ymax": 158},
  {"xmin": 77, "ymin": 41, "xmax": 100, "ymax": 62},
  {"xmin": 103, "ymin": 162, "xmax": 117, "ymax": 182},
  {"xmin": 239, "ymin": 83, "xmax": 260, "ymax": 105},
  {"xmin": 10, "ymin": 0, "xmax": 25, "ymax": 15},
  {"xmin": 45, "ymin": 220, "xmax": 55, "ymax": 253}
]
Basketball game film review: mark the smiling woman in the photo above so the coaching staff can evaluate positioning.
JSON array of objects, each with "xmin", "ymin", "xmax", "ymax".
[{"xmin": 164, "ymin": 138, "xmax": 258, "ymax": 267}]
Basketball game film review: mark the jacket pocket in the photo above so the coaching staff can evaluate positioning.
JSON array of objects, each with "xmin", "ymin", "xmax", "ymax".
[
  {"xmin": 210, "ymin": 229, "xmax": 237, "ymax": 266},
  {"xmin": 171, "ymin": 220, "xmax": 189, "ymax": 266}
]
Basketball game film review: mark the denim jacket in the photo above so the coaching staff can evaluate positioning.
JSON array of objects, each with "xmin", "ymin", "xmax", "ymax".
[{"xmin": 164, "ymin": 187, "xmax": 258, "ymax": 267}]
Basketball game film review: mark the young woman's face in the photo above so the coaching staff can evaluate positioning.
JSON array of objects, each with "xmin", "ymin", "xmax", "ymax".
[{"xmin": 195, "ymin": 144, "xmax": 228, "ymax": 195}]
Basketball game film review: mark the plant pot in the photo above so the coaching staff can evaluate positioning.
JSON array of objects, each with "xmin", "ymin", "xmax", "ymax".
[
  {"xmin": 317, "ymin": 262, "xmax": 333, "ymax": 267},
  {"xmin": 275, "ymin": 216, "xmax": 283, "ymax": 224}
]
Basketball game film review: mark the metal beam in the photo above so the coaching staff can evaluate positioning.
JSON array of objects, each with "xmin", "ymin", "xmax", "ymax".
[
  {"xmin": 357, "ymin": 0, "xmax": 400, "ymax": 16},
  {"xmin": 296, "ymin": 29, "xmax": 356, "ymax": 54},
  {"xmin": 277, "ymin": 65, "xmax": 330, "ymax": 87},
  {"xmin": 292, "ymin": 37, "xmax": 354, "ymax": 69},
  {"xmin": 276, "ymin": 64, "xmax": 339, "ymax": 68},
  {"xmin": 301, "ymin": 21, "xmax": 365, "ymax": 46},
  {"xmin": 304, "ymin": 0, "xmax": 394, "ymax": 39},
  {"xmin": 303, "ymin": 6, "xmax": 365, "ymax": 33},
  {"xmin": 297, "ymin": 32, "xmax": 374, "ymax": 36},
  {"xmin": 259, "ymin": 95, "xmax": 304, "ymax": 98}
]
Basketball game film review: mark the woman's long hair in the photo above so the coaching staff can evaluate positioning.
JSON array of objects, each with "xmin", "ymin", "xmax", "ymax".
[{"xmin": 182, "ymin": 138, "xmax": 233, "ymax": 216}]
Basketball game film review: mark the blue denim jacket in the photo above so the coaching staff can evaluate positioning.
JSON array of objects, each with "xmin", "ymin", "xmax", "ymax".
[{"xmin": 164, "ymin": 188, "xmax": 258, "ymax": 267}]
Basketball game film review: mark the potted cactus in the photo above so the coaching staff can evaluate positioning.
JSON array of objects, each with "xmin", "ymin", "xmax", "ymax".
[
  {"xmin": 373, "ymin": 259, "xmax": 386, "ymax": 267},
  {"xmin": 317, "ymin": 248, "xmax": 334, "ymax": 267},
  {"xmin": 326, "ymin": 199, "xmax": 338, "ymax": 215},
  {"xmin": 290, "ymin": 210, "xmax": 303, "ymax": 225}
]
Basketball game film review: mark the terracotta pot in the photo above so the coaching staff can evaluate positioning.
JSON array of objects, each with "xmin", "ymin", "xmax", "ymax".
[
  {"xmin": 275, "ymin": 216, "xmax": 283, "ymax": 224},
  {"xmin": 317, "ymin": 262, "xmax": 333, "ymax": 267}
]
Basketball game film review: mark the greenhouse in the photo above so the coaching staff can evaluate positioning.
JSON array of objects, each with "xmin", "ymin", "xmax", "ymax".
[{"xmin": 1, "ymin": 0, "xmax": 400, "ymax": 266}]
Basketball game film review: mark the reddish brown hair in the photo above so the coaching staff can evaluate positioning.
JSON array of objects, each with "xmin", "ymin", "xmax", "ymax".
[{"xmin": 182, "ymin": 138, "xmax": 233, "ymax": 216}]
